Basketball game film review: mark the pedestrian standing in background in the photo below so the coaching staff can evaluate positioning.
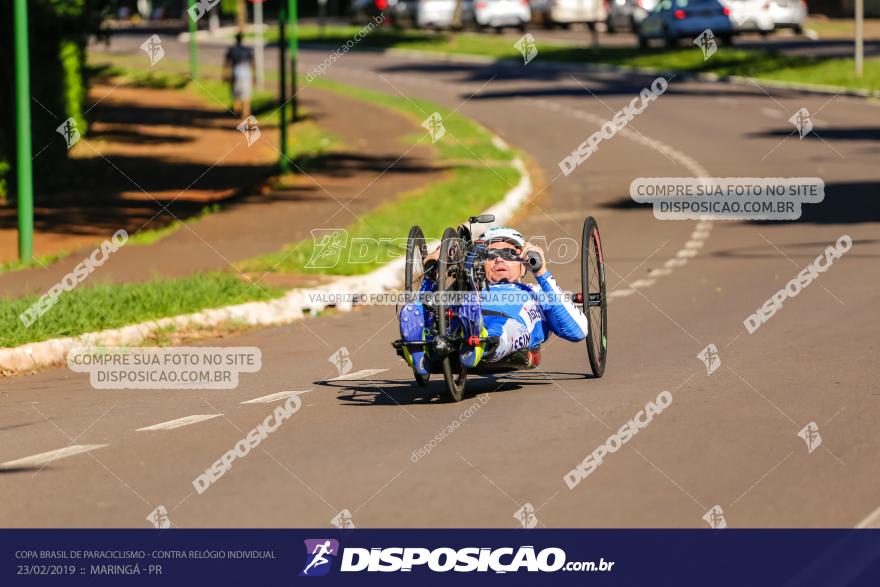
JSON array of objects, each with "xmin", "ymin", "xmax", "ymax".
[{"xmin": 224, "ymin": 33, "xmax": 255, "ymax": 118}]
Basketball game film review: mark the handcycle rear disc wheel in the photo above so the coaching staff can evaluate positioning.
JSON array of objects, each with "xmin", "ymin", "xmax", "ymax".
[
  {"xmin": 437, "ymin": 227, "xmax": 467, "ymax": 402},
  {"xmin": 404, "ymin": 225, "xmax": 430, "ymax": 386},
  {"xmin": 581, "ymin": 216, "xmax": 608, "ymax": 377}
]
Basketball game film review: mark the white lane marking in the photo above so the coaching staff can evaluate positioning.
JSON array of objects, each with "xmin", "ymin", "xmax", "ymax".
[
  {"xmin": 1, "ymin": 444, "xmax": 108, "ymax": 469},
  {"xmin": 136, "ymin": 414, "xmax": 221, "ymax": 432},
  {"xmin": 326, "ymin": 368, "xmax": 388, "ymax": 381},
  {"xmin": 241, "ymin": 390, "xmax": 312, "ymax": 404},
  {"xmin": 608, "ymin": 289, "xmax": 636, "ymax": 298},
  {"xmin": 856, "ymin": 504, "xmax": 880, "ymax": 528},
  {"xmin": 526, "ymin": 97, "xmax": 714, "ymax": 296},
  {"xmin": 630, "ymin": 279, "xmax": 656, "ymax": 288},
  {"xmin": 648, "ymin": 268, "xmax": 673, "ymax": 277}
]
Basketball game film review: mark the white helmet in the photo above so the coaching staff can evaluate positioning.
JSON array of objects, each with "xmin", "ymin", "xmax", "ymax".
[{"xmin": 477, "ymin": 226, "xmax": 525, "ymax": 248}]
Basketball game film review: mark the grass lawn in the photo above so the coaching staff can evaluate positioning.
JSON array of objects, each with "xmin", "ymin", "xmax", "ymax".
[
  {"xmin": 90, "ymin": 60, "xmax": 345, "ymax": 160},
  {"xmin": 0, "ymin": 272, "xmax": 284, "ymax": 348},
  {"xmin": 1, "ymin": 59, "xmax": 520, "ymax": 346},
  {"xmin": 0, "ymin": 251, "xmax": 72, "ymax": 275},
  {"xmin": 237, "ymin": 77, "xmax": 520, "ymax": 276}
]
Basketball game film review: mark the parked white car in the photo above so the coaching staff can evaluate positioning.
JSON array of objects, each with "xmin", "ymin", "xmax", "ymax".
[
  {"xmin": 416, "ymin": 0, "xmax": 463, "ymax": 28},
  {"xmin": 416, "ymin": 0, "xmax": 530, "ymax": 30},
  {"xmin": 606, "ymin": 0, "xmax": 658, "ymax": 32},
  {"xmin": 530, "ymin": 0, "xmax": 607, "ymax": 29},
  {"xmin": 719, "ymin": 0, "xmax": 806, "ymax": 35},
  {"xmin": 473, "ymin": 0, "xmax": 532, "ymax": 30},
  {"xmin": 638, "ymin": 0, "xmax": 733, "ymax": 48}
]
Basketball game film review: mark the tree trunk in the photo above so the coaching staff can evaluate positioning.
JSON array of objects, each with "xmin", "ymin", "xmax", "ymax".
[
  {"xmin": 452, "ymin": 0, "xmax": 463, "ymax": 29},
  {"xmin": 237, "ymin": 0, "xmax": 247, "ymax": 34}
]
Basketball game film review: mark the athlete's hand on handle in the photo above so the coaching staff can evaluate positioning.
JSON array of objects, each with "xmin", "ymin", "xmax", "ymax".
[{"xmin": 520, "ymin": 243, "xmax": 547, "ymax": 276}]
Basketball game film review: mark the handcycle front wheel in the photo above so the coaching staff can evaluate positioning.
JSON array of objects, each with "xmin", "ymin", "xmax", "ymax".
[
  {"xmin": 581, "ymin": 216, "xmax": 608, "ymax": 378},
  {"xmin": 404, "ymin": 225, "xmax": 430, "ymax": 386},
  {"xmin": 437, "ymin": 227, "xmax": 468, "ymax": 402}
]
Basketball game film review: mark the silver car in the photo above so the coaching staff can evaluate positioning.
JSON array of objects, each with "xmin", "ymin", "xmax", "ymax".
[
  {"xmin": 719, "ymin": 0, "xmax": 806, "ymax": 35},
  {"xmin": 416, "ymin": 0, "xmax": 474, "ymax": 29},
  {"xmin": 606, "ymin": 0, "xmax": 658, "ymax": 33},
  {"xmin": 637, "ymin": 0, "xmax": 733, "ymax": 48},
  {"xmin": 530, "ymin": 0, "xmax": 606, "ymax": 29}
]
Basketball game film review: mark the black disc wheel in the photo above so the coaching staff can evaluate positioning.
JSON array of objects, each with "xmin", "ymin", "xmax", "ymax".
[
  {"xmin": 581, "ymin": 216, "xmax": 608, "ymax": 377},
  {"xmin": 437, "ymin": 227, "xmax": 467, "ymax": 401},
  {"xmin": 404, "ymin": 225, "xmax": 430, "ymax": 386}
]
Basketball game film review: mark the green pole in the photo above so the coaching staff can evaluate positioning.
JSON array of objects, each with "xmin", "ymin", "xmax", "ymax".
[
  {"xmin": 14, "ymin": 0, "xmax": 33, "ymax": 262},
  {"xmin": 278, "ymin": 1, "xmax": 289, "ymax": 172},
  {"xmin": 188, "ymin": 0, "xmax": 198, "ymax": 79},
  {"xmin": 289, "ymin": 0, "xmax": 298, "ymax": 121}
]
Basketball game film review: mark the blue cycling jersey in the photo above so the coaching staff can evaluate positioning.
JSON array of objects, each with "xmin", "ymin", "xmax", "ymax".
[{"xmin": 420, "ymin": 271, "xmax": 588, "ymax": 361}]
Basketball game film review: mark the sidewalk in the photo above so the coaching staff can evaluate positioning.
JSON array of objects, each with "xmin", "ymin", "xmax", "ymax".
[{"xmin": 0, "ymin": 76, "xmax": 446, "ymax": 298}]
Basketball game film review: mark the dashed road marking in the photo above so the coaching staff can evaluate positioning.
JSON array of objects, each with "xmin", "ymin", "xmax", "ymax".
[
  {"xmin": 136, "ymin": 414, "xmax": 222, "ymax": 432},
  {"xmin": 0, "ymin": 444, "xmax": 108, "ymax": 469},
  {"xmin": 241, "ymin": 390, "xmax": 312, "ymax": 404},
  {"xmin": 335, "ymin": 64, "xmax": 718, "ymax": 301},
  {"xmin": 527, "ymin": 97, "xmax": 714, "ymax": 299},
  {"xmin": 630, "ymin": 279, "xmax": 656, "ymax": 289},
  {"xmin": 326, "ymin": 368, "xmax": 388, "ymax": 381}
]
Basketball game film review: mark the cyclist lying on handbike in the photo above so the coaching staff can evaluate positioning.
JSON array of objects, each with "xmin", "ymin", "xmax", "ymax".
[{"xmin": 399, "ymin": 226, "xmax": 589, "ymax": 374}]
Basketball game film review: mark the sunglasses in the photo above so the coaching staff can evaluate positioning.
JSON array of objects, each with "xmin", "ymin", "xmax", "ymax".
[{"xmin": 486, "ymin": 248, "xmax": 522, "ymax": 262}]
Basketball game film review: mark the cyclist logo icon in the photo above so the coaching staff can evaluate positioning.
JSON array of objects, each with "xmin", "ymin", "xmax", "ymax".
[
  {"xmin": 798, "ymin": 421, "xmax": 822, "ymax": 453},
  {"xmin": 421, "ymin": 112, "xmax": 446, "ymax": 143},
  {"xmin": 789, "ymin": 108, "xmax": 814, "ymax": 139},
  {"xmin": 236, "ymin": 115, "xmax": 262, "ymax": 146},
  {"xmin": 514, "ymin": 503, "xmax": 538, "ymax": 528},
  {"xmin": 56, "ymin": 118, "xmax": 81, "ymax": 150},
  {"xmin": 693, "ymin": 29, "xmax": 717, "ymax": 61},
  {"xmin": 697, "ymin": 344, "xmax": 721, "ymax": 375},
  {"xmin": 514, "ymin": 34, "xmax": 538, "ymax": 65},
  {"xmin": 300, "ymin": 539, "xmax": 340, "ymax": 577},
  {"xmin": 305, "ymin": 229, "xmax": 348, "ymax": 269},
  {"xmin": 330, "ymin": 509, "xmax": 356, "ymax": 529},
  {"xmin": 703, "ymin": 505, "xmax": 727, "ymax": 529},
  {"xmin": 139, "ymin": 34, "xmax": 165, "ymax": 66}
]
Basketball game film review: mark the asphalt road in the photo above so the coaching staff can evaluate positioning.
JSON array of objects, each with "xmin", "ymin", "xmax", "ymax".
[{"xmin": 1, "ymin": 35, "xmax": 878, "ymax": 529}]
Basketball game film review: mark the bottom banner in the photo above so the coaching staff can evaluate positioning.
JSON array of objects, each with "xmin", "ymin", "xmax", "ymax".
[{"xmin": 3, "ymin": 530, "xmax": 879, "ymax": 586}]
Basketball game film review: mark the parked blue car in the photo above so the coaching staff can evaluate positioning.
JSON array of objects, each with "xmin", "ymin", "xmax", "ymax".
[{"xmin": 637, "ymin": 0, "xmax": 734, "ymax": 48}]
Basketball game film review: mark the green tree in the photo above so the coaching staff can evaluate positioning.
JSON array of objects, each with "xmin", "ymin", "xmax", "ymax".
[{"xmin": 0, "ymin": 0, "xmax": 110, "ymax": 202}]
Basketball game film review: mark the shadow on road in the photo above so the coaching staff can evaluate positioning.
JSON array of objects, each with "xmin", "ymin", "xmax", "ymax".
[
  {"xmin": 599, "ymin": 180, "xmax": 880, "ymax": 226},
  {"xmin": 319, "ymin": 370, "xmax": 591, "ymax": 406},
  {"xmin": 752, "ymin": 127, "xmax": 880, "ymax": 142},
  {"xmin": 753, "ymin": 181, "xmax": 880, "ymax": 225}
]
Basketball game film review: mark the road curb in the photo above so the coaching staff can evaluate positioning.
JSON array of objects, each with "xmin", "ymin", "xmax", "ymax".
[{"xmin": 0, "ymin": 156, "xmax": 531, "ymax": 377}]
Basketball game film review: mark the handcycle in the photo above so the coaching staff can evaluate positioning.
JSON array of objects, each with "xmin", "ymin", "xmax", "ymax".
[{"xmin": 392, "ymin": 214, "xmax": 607, "ymax": 401}]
